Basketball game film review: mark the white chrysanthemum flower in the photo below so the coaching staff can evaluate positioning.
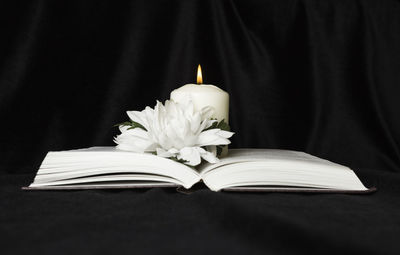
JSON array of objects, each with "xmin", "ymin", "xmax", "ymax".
[{"xmin": 114, "ymin": 100, "xmax": 234, "ymax": 166}]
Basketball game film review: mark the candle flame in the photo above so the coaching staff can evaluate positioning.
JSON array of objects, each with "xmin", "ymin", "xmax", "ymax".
[{"xmin": 197, "ymin": 64, "xmax": 203, "ymax": 84}]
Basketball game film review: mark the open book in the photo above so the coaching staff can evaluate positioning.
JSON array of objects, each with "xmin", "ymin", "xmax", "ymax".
[{"xmin": 24, "ymin": 147, "xmax": 374, "ymax": 193}]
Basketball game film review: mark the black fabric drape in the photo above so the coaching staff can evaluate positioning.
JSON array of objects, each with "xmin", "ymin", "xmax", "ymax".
[
  {"xmin": 1, "ymin": 0, "xmax": 400, "ymax": 254},
  {"xmin": 1, "ymin": 0, "xmax": 399, "ymax": 173}
]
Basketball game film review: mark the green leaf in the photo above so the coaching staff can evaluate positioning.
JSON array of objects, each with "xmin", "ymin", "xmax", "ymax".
[
  {"xmin": 204, "ymin": 119, "xmax": 231, "ymax": 132},
  {"xmin": 205, "ymin": 121, "xmax": 218, "ymax": 130},
  {"xmin": 217, "ymin": 119, "xmax": 230, "ymax": 131},
  {"xmin": 114, "ymin": 120, "xmax": 147, "ymax": 131},
  {"xmin": 127, "ymin": 121, "xmax": 146, "ymax": 131},
  {"xmin": 216, "ymin": 145, "xmax": 223, "ymax": 156},
  {"xmin": 113, "ymin": 121, "xmax": 132, "ymax": 127},
  {"xmin": 168, "ymin": 156, "xmax": 189, "ymax": 164}
]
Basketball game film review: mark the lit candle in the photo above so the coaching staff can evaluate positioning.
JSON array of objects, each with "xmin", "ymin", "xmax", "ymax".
[
  {"xmin": 170, "ymin": 65, "xmax": 229, "ymax": 122},
  {"xmin": 170, "ymin": 65, "xmax": 230, "ymax": 156}
]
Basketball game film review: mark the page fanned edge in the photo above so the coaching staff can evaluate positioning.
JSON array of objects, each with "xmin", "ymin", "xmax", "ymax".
[
  {"xmin": 222, "ymin": 186, "xmax": 377, "ymax": 194},
  {"xmin": 22, "ymin": 183, "xmax": 180, "ymax": 191}
]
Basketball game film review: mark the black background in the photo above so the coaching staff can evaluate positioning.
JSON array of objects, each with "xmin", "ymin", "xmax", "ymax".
[{"xmin": 1, "ymin": 0, "xmax": 400, "ymax": 254}]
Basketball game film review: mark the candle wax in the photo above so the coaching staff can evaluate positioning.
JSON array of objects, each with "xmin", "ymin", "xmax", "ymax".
[{"xmin": 170, "ymin": 84, "xmax": 229, "ymax": 123}]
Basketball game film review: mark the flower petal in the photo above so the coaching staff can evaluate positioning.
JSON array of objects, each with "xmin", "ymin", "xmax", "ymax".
[
  {"xmin": 197, "ymin": 129, "xmax": 234, "ymax": 146},
  {"xmin": 126, "ymin": 110, "xmax": 149, "ymax": 129},
  {"xmin": 178, "ymin": 147, "xmax": 201, "ymax": 166},
  {"xmin": 216, "ymin": 130, "xmax": 235, "ymax": 138},
  {"xmin": 156, "ymin": 148, "xmax": 173, "ymax": 158},
  {"xmin": 114, "ymin": 128, "xmax": 156, "ymax": 153},
  {"xmin": 200, "ymin": 150, "xmax": 220, "ymax": 164}
]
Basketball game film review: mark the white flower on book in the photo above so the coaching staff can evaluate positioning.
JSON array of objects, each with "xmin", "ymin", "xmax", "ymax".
[{"xmin": 114, "ymin": 100, "xmax": 234, "ymax": 166}]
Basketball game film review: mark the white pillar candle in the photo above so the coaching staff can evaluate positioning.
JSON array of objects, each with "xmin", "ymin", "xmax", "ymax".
[
  {"xmin": 170, "ymin": 84, "xmax": 229, "ymax": 122},
  {"xmin": 170, "ymin": 65, "xmax": 229, "ymax": 123}
]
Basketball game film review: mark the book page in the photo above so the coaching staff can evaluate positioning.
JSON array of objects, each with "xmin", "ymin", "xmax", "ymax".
[
  {"xmin": 198, "ymin": 149, "xmax": 341, "ymax": 175},
  {"xmin": 200, "ymin": 149, "xmax": 368, "ymax": 192},
  {"xmin": 31, "ymin": 147, "xmax": 201, "ymax": 189},
  {"xmin": 30, "ymin": 174, "xmax": 182, "ymax": 187}
]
